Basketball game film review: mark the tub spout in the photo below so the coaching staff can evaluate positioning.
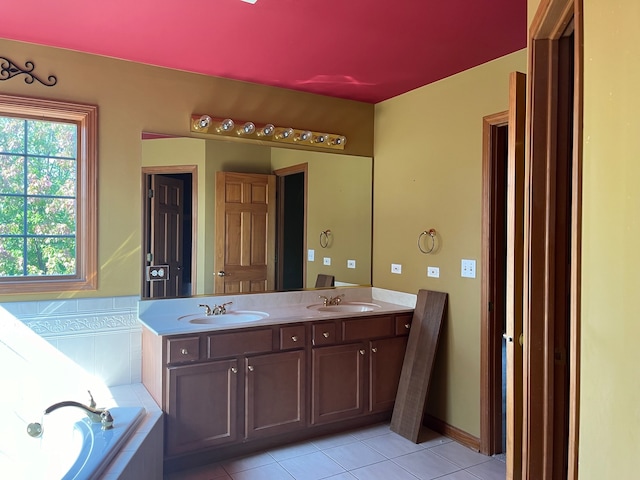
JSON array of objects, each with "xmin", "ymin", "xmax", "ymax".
[{"xmin": 44, "ymin": 401, "xmax": 113, "ymax": 429}]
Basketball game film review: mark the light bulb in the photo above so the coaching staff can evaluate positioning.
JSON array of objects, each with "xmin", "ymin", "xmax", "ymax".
[
  {"xmin": 194, "ymin": 115, "xmax": 212, "ymax": 130},
  {"xmin": 313, "ymin": 134, "xmax": 328, "ymax": 144},
  {"xmin": 238, "ymin": 122, "xmax": 255, "ymax": 135},
  {"xmin": 295, "ymin": 131, "xmax": 312, "ymax": 142},
  {"xmin": 258, "ymin": 124, "xmax": 275, "ymax": 136},
  {"xmin": 329, "ymin": 136, "xmax": 347, "ymax": 146},
  {"xmin": 217, "ymin": 118, "xmax": 235, "ymax": 132},
  {"xmin": 276, "ymin": 128, "xmax": 294, "ymax": 139}
]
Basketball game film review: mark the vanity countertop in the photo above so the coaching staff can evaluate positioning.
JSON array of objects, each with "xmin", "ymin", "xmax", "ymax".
[{"xmin": 138, "ymin": 288, "xmax": 415, "ymax": 336}]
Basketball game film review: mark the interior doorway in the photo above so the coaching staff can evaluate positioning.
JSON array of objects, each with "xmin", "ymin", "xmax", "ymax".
[
  {"xmin": 141, "ymin": 167, "xmax": 196, "ymax": 299},
  {"xmin": 274, "ymin": 164, "xmax": 308, "ymax": 290},
  {"xmin": 480, "ymin": 112, "xmax": 509, "ymax": 457}
]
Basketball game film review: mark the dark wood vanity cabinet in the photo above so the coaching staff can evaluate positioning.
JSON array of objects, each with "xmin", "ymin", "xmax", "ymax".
[
  {"xmin": 166, "ymin": 359, "xmax": 238, "ymax": 455},
  {"xmin": 245, "ymin": 349, "xmax": 306, "ymax": 439},
  {"xmin": 142, "ymin": 311, "xmax": 412, "ymax": 460},
  {"xmin": 311, "ymin": 314, "xmax": 410, "ymax": 425}
]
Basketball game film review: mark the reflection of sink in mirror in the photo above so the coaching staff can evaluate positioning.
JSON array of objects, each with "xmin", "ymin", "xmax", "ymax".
[
  {"xmin": 307, "ymin": 302, "xmax": 381, "ymax": 313},
  {"xmin": 178, "ymin": 311, "xmax": 269, "ymax": 325}
]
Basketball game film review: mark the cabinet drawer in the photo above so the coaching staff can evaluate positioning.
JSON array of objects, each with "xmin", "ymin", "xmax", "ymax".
[
  {"xmin": 395, "ymin": 314, "xmax": 413, "ymax": 336},
  {"xmin": 280, "ymin": 325, "xmax": 306, "ymax": 350},
  {"xmin": 312, "ymin": 322, "xmax": 337, "ymax": 346},
  {"xmin": 167, "ymin": 336, "xmax": 200, "ymax": 364},
  {"xmin": 208, "ymin": 329, "xmax": 273, "ymax": 359},
  {"xmin": 343, "ymin": 316, "xmax": 393, "ymax": 341}
]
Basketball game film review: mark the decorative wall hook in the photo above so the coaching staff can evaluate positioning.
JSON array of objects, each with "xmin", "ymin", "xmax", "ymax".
[
  {"xmin": 0, "ymin": 56, "xmax": 57, "ymax": 87},
  {"xmin": 319, "ymin": 229, "xmax": 332, "ymax": 248},
  {"xmin": 418, "ymin": 229, "xmax": 437, "ymax": 254}
]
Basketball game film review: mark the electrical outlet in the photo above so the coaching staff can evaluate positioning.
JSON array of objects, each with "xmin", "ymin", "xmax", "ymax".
[
  {"xmin": 146, "ymin": 265, "xmax": 169, "ymax": 281},
  {"xmin": 391, "ymin": 263, "xmax": 402, "ymax": 274},
  {"xmin": 347, "ymin": 259, "xmax": 356, "ymax": 269},
  {"xmin": 323, "ymin": 257, "xmax": 331, "ymax": 266},
  {"xmin": 308, "ymin": 249, "xmax": 315, "ymax": 261},
  {"xmin": 427, "ymin": 266, "xmax": 440, "ymax": 278},
  {"xmin": 461, "ymin": 259, "xmax": 476, "ymax": 278}
]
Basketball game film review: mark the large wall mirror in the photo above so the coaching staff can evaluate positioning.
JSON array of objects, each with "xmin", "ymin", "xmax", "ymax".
[{"xmin": 141, "ymin": 135, "xmax": 372, "ymax": 299}]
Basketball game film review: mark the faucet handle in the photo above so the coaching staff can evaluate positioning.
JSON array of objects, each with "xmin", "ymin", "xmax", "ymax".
[
  {"xmin": 198, "ymin": 304, "xmax": 213, "ymax": 316},
  {"xmin": 318, "ymin": 295, "xmax": 329, "ymax": 306},
  {"xmin": 87, "ymin": 390, "xmax": 96, "ymax": 409},
  {"xmin": 332, "ymin": 294, "xmax": 345, "ymax": 305},
  {"xmin": 220, "ymin": 302, "xmax": 233, "ymax": 314}
]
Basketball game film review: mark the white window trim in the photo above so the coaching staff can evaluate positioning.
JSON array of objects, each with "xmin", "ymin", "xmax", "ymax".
[{"xmin": 0, "ymin": 94, "xmax": 98, "ymax": 294}]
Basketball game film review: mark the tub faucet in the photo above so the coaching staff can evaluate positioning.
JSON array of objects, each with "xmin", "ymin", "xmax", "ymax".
[{"xmin": 28, "ymin": 391, "xmax": 114, "ymax": 437}]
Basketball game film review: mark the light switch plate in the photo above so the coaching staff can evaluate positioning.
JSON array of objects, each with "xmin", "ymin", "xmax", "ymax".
[
  {"xmin": 146, "ymin": 265, "xmax": 169, "ymax": 281},
  {"xmin": 323, "ymin": 257, "xmax": 331, "ymax": 266},
  {"xmin": 308, "ymin": 249, "xmax": 315, "ymax": 261},
  {"xmin": 461, "ymin": 259, "xmax": 476, "ymax": 278},
  {"xmin": 347, "ymin": 259, "xmax": 356, "ymax": 269},
  {"xmin": 427, "ymin": 266, "xmax": 440, "ymax": 278},
  {"xmin": 391, "ymin": 263, "xmax": 402, "ymax": 274}
]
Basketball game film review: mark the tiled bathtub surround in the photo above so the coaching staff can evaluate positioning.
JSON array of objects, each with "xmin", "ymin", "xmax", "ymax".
[
  {"xmin": 1, "ymin": 295, "xmax": 141, "ymax": 387},
  {"xmin": 0, "ymin": 303, "xmax": 162, "ymax": 479}
]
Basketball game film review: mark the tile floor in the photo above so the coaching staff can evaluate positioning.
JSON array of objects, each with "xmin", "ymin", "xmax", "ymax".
[{"xmin": 164, "ymin": 423, "xmax": 505, "ymax": 480}]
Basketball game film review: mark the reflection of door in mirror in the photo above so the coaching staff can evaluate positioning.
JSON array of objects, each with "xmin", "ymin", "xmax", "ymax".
[
  {"xmin": 275, "ymin": 164, "xmax": 307, "ymax": 291},
  {"xmin": 142, "ymin": 170, "xmax": 194, "ymax": 299},
  {"xmin": 214, "ymin": 172, "xmax": 276, "ymax": 294}
]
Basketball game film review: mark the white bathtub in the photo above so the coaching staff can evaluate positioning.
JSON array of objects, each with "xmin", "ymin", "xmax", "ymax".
[{"xmin": 0, "ymin": 406, "xmax": 144, "ymax": 480}]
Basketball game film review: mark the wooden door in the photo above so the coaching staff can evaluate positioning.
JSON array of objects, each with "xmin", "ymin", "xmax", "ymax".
[
  {"xmin": 369, "ymin": 336, "xmax": 408, "ymax": 413},
  {"xmin": 506, "ymin": 71, "xmax": 526, "ymax": 479},
  {"xmin": 311, "ymin": 343, "xmax": 365, "ymax": 425},
  {"xmin": 149, "ymin": 175, "xmax": 184, "ymax": 298},
  {"xmin": 245, "ymin": 350, "xmax": 306, "ymax": 439},
  {"xmin": 165, "ymin": 359, "xmax": 238, "ymax": 456},
  {"xmin": 214, "ymin": 172, "xmax": 276, "ymax": 293}
]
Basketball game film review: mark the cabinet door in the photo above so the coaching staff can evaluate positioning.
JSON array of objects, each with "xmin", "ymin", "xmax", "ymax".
[
  {"xmin": 245, "ymin": 350, "xmax": 306, "ymax": 439},
  {"xmin": 312, "ymin": 343, "xmax": 365, "ymax": 425},
  {"xmin": 166, "ymin": 359, "xmax": 238, "ymax": 456},
  {"xmin": 369, "ymin": 336, "xmax": 408, "ymax": 413}
]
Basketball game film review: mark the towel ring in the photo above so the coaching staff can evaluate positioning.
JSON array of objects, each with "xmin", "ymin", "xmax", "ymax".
[
  {"xmin": 320, "ymin": 229, "xmax": 331, "ymax": 248},
  {"xmin": 418, "ymin": 229, "xmax": 436, "ymax": 254}
]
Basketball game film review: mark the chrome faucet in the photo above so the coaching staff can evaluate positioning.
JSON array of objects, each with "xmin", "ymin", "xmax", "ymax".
[
  {"xmin": 199, "ymin": 302, "xmax": 233, "ymax": 316},
  {"xmin": 319, "ymin": 294, "xmax": 344, "ymax": 306},
  {"xmin": 27, "ymin": 391, "xmax": 113, "ymax": 438}
]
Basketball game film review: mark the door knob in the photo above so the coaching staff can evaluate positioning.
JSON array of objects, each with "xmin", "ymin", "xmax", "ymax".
[
  {"xmin": 230, "ymin": 367, "xmax": 237, "ymax": 374},
  {"xmin": 248, "ymin": 365, "xmax": 254, "ymax": 372},
  {"xmin": 217, "ymin": 271, "xmax": 226, "ymax": 277}
]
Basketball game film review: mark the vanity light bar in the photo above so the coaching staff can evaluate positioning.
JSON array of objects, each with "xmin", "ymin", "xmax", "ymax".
[{"xmin": 190, "ymin": 114, "xmax": 347, "ymax": 150}]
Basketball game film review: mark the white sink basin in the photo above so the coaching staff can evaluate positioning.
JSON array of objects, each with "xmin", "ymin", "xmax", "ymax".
[
  {"xmin": 178, "ymin": 311, "xmax": 269, "ymax": 325},
  {"xmin": 307, "ymin": 302, "xmax": 381, "ymax": 313}
]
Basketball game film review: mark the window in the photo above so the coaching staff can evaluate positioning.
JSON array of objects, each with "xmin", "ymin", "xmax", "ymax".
[{"xmin": 0, "ymin": 95, "xmax": 97, "ymax": 293}]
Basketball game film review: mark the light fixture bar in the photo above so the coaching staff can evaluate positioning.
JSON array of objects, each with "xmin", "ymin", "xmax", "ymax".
[{"xmin": 190, "ymin": 114, "xmax": 347, "ymax": 151}]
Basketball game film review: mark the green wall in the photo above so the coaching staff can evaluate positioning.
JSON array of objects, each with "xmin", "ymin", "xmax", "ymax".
[
  {"xmin": 579, "ymin": 0, "xmax": 640, "ymax": 476},
  {"xmin": 373, "ymin": 50, "xmax": 527, "ymax": 437}
]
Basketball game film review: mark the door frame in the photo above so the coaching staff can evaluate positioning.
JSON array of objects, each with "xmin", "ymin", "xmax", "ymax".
[
  {"xmin": 524, "ymin": 0, "xmax": 583, "ymax": 478},
  {"xmin": 274, "ymin": 163, "xmax": 308, "ymax": 290},
  {"xmin": 141, "ymin": 165, "xmax": 198, "ymax": 298},
  {"xmin": 480, "ymin": 110, "xmax": 509, "ymax": 456}
]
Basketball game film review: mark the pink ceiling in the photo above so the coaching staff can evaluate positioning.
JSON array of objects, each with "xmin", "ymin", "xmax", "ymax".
[{"xmin": 2, "ymin": 0, "xmax": 526, "ymax": 104}]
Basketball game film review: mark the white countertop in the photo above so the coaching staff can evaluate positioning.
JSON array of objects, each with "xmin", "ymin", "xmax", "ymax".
[{"xmin": 138, "ymin": 287, "xmax": 416, "ymax": 336}]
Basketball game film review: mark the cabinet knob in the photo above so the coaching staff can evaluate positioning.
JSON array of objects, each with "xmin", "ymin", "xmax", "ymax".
[
  {"xmin": 180, "ymin": 348, "xmax": 189, "ymax": 355},
  {"xmin": 230, "ymin": 367, "xmax": 238, "ymax": 374},
  {"xmin": 322, "ymin": 332, "xmax": 330, "ymax": 338},
  {"xmin": 291, "ymin": 335, "xmax": 298, "ymax": 342},
  {"xmin": 404, "ymin": 323, "xmax": 411, "ymax": 329},
  {"xmin": 248, "ymin": 365, "xmax": 254, "ymax": 372},
  {"xmin": 372, "ymin": 347, "xmax": 378, "ymax": 353},
  {"xmin": 359, "ymin": 349, "xmax": 365, "ymax": 355}
]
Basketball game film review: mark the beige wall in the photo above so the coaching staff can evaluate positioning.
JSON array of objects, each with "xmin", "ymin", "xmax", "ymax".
[
  {"xmin": 579, "ymin": 0, "xmax": 640, "ymax": 477},
  {"xmin": 373, "ymin": 50, "xmax": 527, "ymax": 436},
  {"xmin": 0, "ymin": 38, "xmax": 373, "ymax": 300}
]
